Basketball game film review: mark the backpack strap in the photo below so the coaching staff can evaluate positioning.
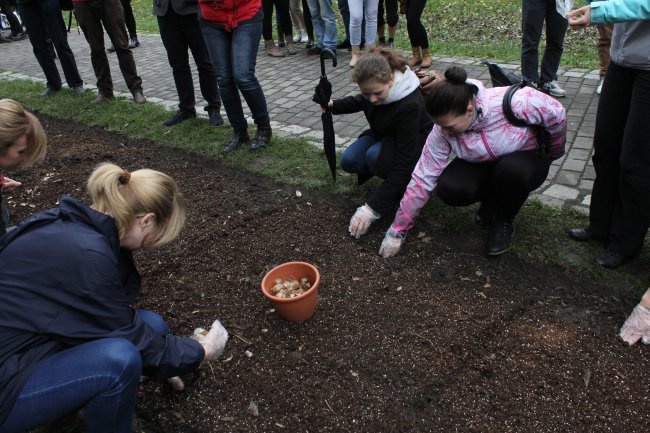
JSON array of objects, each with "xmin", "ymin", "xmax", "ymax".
[{"xmin": 502, "ymin": 81, "xmax": 549, "ymax": 158}]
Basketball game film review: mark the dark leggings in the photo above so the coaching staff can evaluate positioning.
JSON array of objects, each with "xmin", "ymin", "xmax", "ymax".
[
  {"xmin": 302, "ymin": 0, "xmax": 313, "ymax": 40},
  {"xmin": 406, "ymin": 0, "xmax": 428, "ymax": 48},
  {"xmin": 436, "ymin": 150, "xmax": 550, "ymax": 222},
  {"xmin": 378, "ymin": 0, "xmax": 398, "ymax": 27},
  {"xmin": 263, "ymin": 0, "xmax": 292, "ymax": 40},
  {"xmin": 120, "ymin": 0, "xmax": 137, "ymax": 39}
]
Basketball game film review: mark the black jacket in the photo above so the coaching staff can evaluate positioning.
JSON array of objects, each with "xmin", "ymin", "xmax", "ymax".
[
  {"xmin": 0, "ymin": 196, "xmax": 204, "ymax": 424},
  {"xmin": 332, "ymin": 88, "xmax": 432, "ymax": 216}
]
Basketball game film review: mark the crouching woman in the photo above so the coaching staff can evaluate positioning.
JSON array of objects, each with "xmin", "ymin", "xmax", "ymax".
[
  {"xmin": 0, "ymin": 163, "xmax": 228, "ymax": 433},
  {"xmin": 330, "ymin": 48, "xmax": 433, "ymax": 239},
  {"xmin": 380, "ymin": 66, "xmax": 566, "ymax": 257}
]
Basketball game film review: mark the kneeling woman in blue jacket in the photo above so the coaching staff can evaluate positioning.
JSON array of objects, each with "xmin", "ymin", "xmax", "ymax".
[{"xmin": 0, "ymin": 163, "xmax": 228, "ymax": 433}]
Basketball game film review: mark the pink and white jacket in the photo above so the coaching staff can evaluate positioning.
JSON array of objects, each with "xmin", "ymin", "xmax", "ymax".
[{"xmin": 390, "ymin": 79, "xmax": 567, "ymax": 235}]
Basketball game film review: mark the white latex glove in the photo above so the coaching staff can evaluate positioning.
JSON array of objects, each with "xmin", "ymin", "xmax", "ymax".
[
  {"xmin": 379, "ymin": 227, "xmax": 406, "ymax": 258},
  {"xmin": 619, "ymin": 304, "xmax": 650, "ymax": 346},
  {"xmin": 348, "ymin": 204, "xmax": 380, "ymax": 239},
  {"xmin": 194, "ymin": 320, "xmax": 229, "ymax": 362}
]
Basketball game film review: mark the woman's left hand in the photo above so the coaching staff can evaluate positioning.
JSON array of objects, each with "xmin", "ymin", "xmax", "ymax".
[
  {"xmin": 1, "ymin": 176, "xmax": 22, "ymax": 193},
  {"xmin": 320, "ymin": 99, "xmax": 334, "ymax": 113},
  {"xmin": 567, "ymin": 6, "xmax": 591, "ymax": 29}
]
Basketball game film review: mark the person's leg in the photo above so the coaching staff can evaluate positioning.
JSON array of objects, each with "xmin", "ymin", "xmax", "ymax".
[
  {"xmin": 302, "ymin": 0, "xmax": 314, "ymax": 41},
  {"xmin": 363, "ymin": 0, "xmax": 379, "ymax": 47},
  {"xmin": 306, "ymin": 0, "xmax": 324, "ymax": 47},
  {"xmin": 377, "ymin": 0, "xmax": 386, "ymax": 44},
  {"xmin": 40, "ymin": 0, "xmax": 83, "ymax": 89},
  {"xmin": 338, "ymin": 0, "xmax": 351, "ymax": 42},
  {"xmin": 319, "ymin": 0, "xmax": 337, "ymax": 50},
  {"xmin": 340, "ymin": 135, "xmax": 381, "ymax": 175},
  {"xmin": 17, "ymin": 1, "xmax": 63, "ymax": 91},
  {"xmin": 289, "ymin": 0, "xmax": 306, "ymax": 40},
  {"xmin": 0, "ymin": 339, "xmax": 140, "ymax": 433},
  {"xmin": 74, "ymin": 0, "xmax": 114, "ymax": 97},
  {"xmin": 492, "ymin": 150, "xmax": 550, "ymax": 221},
  {"xmin": 520, "ymin": 0, "xmax": 544, "ymax": 83},
  {"xmin": 0, "ymin": 0, "xmax": 23, "ymax": 36},
  {"xmin": 436, "ymin": 158, "xmax": 495, "ymax": 207},
  {"xmin": 385, "ymin": 0, "xmax": 398, "ymax": 45},
  {"xmin": 136, "ymin": 309, "xmax": 170, "ymax": 336},
  {"xmin": 100, "ymin": 0, "xmax": 143, "ymax": 94},
  {"xmin": 182, "ymin": 13, "xmax": 221, "ymax": 116},
  {"xmin": 589, "ymin": 62, "xmax": 634, "ymax": 240},
  {"xmin": 607, "ymin": 69, "xmax": 650, "ymax": 257},
  {"xmin": 539, "ymin": 0, "xmax": 567, "ymax": 84},
  {"xmin": 348, "ymin": 0, "xmax": 363, "ymax": 47},
  {"xmin": 158, "ymin": 10, "xmax": 196, "ymax": 115},
  {"xmin": 120, "ymin": 0, "xmax": 137, "ymax": 41},
  {"xmin": 262, "ymin": 0, "xmax": 274, "ymax": 41},
  {"xmin": 596, "ymin": 24, "xmax": 613, "ymax": 77}
]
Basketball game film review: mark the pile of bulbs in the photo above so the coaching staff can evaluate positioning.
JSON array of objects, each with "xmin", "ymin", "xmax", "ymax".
[{"xmin": 270, "ymin": 277, "xmax": 312, "ymax": 298}]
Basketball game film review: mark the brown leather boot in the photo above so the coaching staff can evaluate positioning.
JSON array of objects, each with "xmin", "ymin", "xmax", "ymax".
[
  {"xmin": 408, "ymin": 46, "xmax": 422, "ymax": 68},
  {"xmin": 265, "ymin": 40, "xmax": 286, "ymax": 57},
  {"xmin": 420, "ymin": 48, "xmax": 433, "ymax": 68},
  {"xmin": 286, "ymin": 39, "xmax": 298, "ymax": 55},
  {"xmin": 349, "ymin": 45, "xmax": 361, "ymax": 68}
]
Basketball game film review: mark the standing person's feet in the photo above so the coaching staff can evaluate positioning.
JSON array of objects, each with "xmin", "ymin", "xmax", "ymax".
[
  {"xmin": 106, "ymin": 43, "xmax": 115, "ymax": 53},
  {"xmin": 305, "ymin": 39, "xmax": 314, "ymax": 49},
  {"xmin": 540, "ymin": 80, "xmax": 567, "ymax": 98},
  {"xmin": 250, "ymin": 123, "xmax": 272, "ymax": 150},
  {"xmin": 132, "ymin": 91, "xmax": 146, "ymax": 104},
  {"xmin": 223, "ymin": 129, "xmax": 250, "ymax": 153},
  {"xmin": 265, "ymin": 40, "xmax": 286, "ymax": 57},
  {"xmin": 164, "ymin": 110, "xmax": 196, "ymax": 126},
  {"xmin": 208, "ymin": 109, "xmax": 224, "ymax": 127},
  {"xmin": 73, "ymin": 86, "xmax": 86, "ymax": 96},
  {"xmin": 595, "ymin": 248, "xmax": 635, "ymax": 269},
  {"xmin": 42, "ymin": 87, "xmax": 61, "ymax": 96},
  {"xmin": 307, "ymin": 45, "xmax": 322, "ymax": 55},
  {"xmin": 596, "ymin": 75, "xmax": 605, "ymax": 95},
  {"xmin": 337, "ymin": 38, "xmax": 351, "ymax": 50},
  {"xmin": 486, "ymin": 220, "xmax": 514, "ymax": 256},
  {"xmin": 128, "ymin": 37, "xmax": 140, "ymax": 49},
  {"xmin": 9, "ymin": 32, "xmax": 27, "ymax": 41},
  {"xmin": 92, "ymin": 93, "xmax": 114, "ymax": 104},
  {"xmin": 278, "ymin": 33, "xmax": 286, "ymax": 48},
  {"xmin": 567, "ymin": 227, "xmax": 604, "ymax": 242}
]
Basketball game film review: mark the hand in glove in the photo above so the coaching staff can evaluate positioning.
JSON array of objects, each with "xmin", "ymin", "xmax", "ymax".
[
  {"xmin": 168, "ymin": 376, "xmax": 185, "ymax": 391},
  {"xmin": 379, "ymin": 227, "xmax": 406, "ymax": 258},
  {"xmin": 193, "ymin": 320, "xmax": 229, "ymax": 362},
  {"xmin": 349, "ymin": 204, "xmax": 380, "ymax": 239},
  {"xmin": 619, "ymin": 304, "xmax": 650, "ymax": 346}
]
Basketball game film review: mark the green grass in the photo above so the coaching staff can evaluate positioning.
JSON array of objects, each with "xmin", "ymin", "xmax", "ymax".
[
  {"xmin": 131, "ymin": 0, "xmax": 599, "ymax": 69},
  {"xmin": 2, "ymin": 78, "xmax": 647, "ymax": 293}
]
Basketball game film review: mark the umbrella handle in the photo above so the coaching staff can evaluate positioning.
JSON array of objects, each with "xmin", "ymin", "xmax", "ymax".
[{"xmin": 320, "ymin": 49, "xmax": 337, "ymax": 76}]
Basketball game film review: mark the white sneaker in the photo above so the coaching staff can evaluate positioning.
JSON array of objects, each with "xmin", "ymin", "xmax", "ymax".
[
  {"xmin": 293, "ymin": 33, "xmax": 302, "ymax": 43},
  {"xmin": 300, "ymin": 31, "xmax": 309, "ymax": 44},
  {"xmin": 596, "ymin": 76, "xmax": 604, "ymax": 95},
  {"xmin": 542, "ymin": 80, "xmax": 567, "ymax": 98}
]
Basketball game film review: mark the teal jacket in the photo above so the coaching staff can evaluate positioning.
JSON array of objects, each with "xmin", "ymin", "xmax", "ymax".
[{"xmin": 589, "ymin": 0, "xmax": 650, "ymax": 70}]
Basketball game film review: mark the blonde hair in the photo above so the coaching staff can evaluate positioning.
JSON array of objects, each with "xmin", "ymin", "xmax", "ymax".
[
  {"xmin": 87, "ymin": 163, "xmax": 186, "ymax": 247},
  {"xmin": 0, "ymin": 99, "xmax": 47, "ymax": 168},
  {"xmin": 352, "ymin": 48, "xmax": 408, "ymax": 85}
]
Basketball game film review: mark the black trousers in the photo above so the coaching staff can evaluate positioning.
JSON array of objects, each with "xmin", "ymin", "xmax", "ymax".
[
  {"xmin": 405, "ymin": 0, "xmax": 428, "ymax": 49},
  {"xmin": 378, "ymin": 0, "xmax": 398, "ymax": 28},
  {"xmin": 119, "ymin": 0, "xmax": 137, "ymax": 39},
  {"xmin": 157, "ymin": 9, "xmax": 221, "ymax": 114},
  {"xmin": 0, "ymin": 0, "xmax": 22, "ymax": 35},
  {"xmin": 589, "ymin": 62, "xmax": 650, "ymax": 256},
  {"xmin": 436, "ymin": 150, "xmax": 550, "ymax": 222},
  {"xmin": 262, "ymin": 0, "xmax": 292, "ymax": 40},
  {"xmin": 521, "ymin": 0, "xmax": 567, "ymax": 83}
]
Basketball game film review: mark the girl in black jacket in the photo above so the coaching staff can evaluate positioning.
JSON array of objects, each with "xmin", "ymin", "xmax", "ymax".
[{"xmin": 327, "ymin": 48, "xmax": 433, "ymax": 239}]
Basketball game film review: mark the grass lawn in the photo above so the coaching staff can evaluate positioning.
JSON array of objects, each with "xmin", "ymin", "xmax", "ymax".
[{"xmin": 132, "ymin": 0, "xmax": 599, "ymax": 69}]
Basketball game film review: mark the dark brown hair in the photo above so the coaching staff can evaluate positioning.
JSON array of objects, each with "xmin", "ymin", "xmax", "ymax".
[
  {"xmin": 425, "ymin": 66, "xmax": 479, "ymax": 118},
  {"xmin": 352, "ymin": 48, "xmax": 409, "ymax": 85}
]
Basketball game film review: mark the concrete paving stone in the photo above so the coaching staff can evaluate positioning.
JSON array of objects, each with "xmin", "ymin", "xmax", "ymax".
[
  {"xmin": 583, "ymin": 166, "xmax": 596, "ymax": 181},
  {"xmin": 562, "ymin": 159, "xmax": 587, "ymax": 172},
  {"xmin": 576, "ymin": 126, "xmax": 595, "ymax": 137},
  {"xmin": 535, "ymin": 194, "xmax": 565, "ymax": 208},
  {"xmin": 579, "ymin": 180, "xmax": 594, "ymax": 190},
  {"xmin": 567, "ymin": 148, "xmax": 591, "ymax": 161},
  {"xmin": 573, "ymin": 136, "xmax": 593, "ymax": 149},
  {"xmin": 544, "ymin": 184, "xmax": 580, "ymax": 201},
  {"xmin": 557, "ymin": 170, "xmax": 580, "ymax": 186},
  {"xmin": 581, "ymin": 195, "xmax": 591, "ymax": 206},
  {"xmin": 548, "ymin": 164, "xmax": 559, "ymax": 178},
  {"xmin": 572, "ymin": 205, "xmax": 589, "ymax": 214}
]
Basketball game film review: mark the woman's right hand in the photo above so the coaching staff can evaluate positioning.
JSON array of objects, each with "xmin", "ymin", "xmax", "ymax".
[
  {"xmin": 379, "ymin": 227, "xmax": 406, "ymax": 258},
  {"xmin": 567, "ymin": 6, "xmax": 591, "ymax": 29},
  {"xmin": 320, "ymin": 99, "xmax": 334, "ymax": 113},
  {"xmin": 195, "ymin": 319, "xmax": 229, "ymax": 362}
]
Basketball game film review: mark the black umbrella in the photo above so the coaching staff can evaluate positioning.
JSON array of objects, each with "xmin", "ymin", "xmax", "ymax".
[
  {"xmin": 481, "ymin": 60, "xmax": 521, "ymax": 87},
  {"xmin": 312, "ymin": 48, "xmax": 338, "ymax": 181}
]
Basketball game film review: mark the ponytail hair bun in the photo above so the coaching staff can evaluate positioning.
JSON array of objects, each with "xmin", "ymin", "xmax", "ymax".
[
  {"xmin": 425, "ymin": 66, "xmax": 477, "ymax": 119},
  {"xmin": 444, "ymin": 66, "xmax": 468, "ymax": 85}
]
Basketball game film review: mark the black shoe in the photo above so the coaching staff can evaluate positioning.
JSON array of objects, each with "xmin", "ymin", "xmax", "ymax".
[
  {"xmin": 106, "ymin": 43, "xmax": 115, "ymax": 53},
  {"xmin": 595, "ymin": 249, "xmax": 633, "ymax": 269},
  {"xmin": 568, "ymin": 227, "xmax": 603, "ymax": 242},
  {"xmin": 164, "ymin": 110, "xmax": 196, "ymax": 126},
  {"xmin": 305, "ymin": 39, "xmax": 314, "ymax": 49},
  {"xmin": 223, "ymin": 129, "xmax": 250, "ymax": 153},
  {"xmin": 250, "ymin": 123, "xmax": 272, "ymax": 150},
  {"xmin": 307, "ymin": 46, "xmax": 322, "ymax": 55},
  {"xmin": 42, "ymin": 87, "xmax": 61, "ymax": 96},
  {"xmin": 486, "ymin": 220, "xmax": 514, "ymax": 256},
  {"xmin": 9, "ymin": 32, "xmax": 27, "ymax": 41},
  {"xmin": 208, "ymin": 110, "xmax": 224, "ymax": 127},
  {"xmin": 128, "ymin": 38, "xmax": 140, "ymax": 49},
  {"xmin": 337, "ymin": 38, "xmax": 351, "ymax": 50}
]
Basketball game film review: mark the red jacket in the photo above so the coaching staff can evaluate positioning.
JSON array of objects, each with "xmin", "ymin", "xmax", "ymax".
[{"xmin": 199, "ymin": 0, "xmax": 262, "ymax": 31}]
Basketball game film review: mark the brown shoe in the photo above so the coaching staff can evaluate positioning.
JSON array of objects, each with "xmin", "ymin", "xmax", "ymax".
[
  {"xmin": 408, "ymin": 46, "xmax": 422, "ymax": 68},
  {"xmin": 420, "ymin": 48, "xmax": 433, "ymax": 68},
  {"xmin": 265, "ymin": 40, "xmax": 286, "ymax": 57},
  {"xmin": 92, "ymin": 93, "xmax": 114, "ymax": 104},
  {"xmin": 132, "ymin": 91, "xmax": 146, "ymax": 104}
]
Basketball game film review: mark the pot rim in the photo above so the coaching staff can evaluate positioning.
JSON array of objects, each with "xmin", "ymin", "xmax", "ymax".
[{"xmin": 261, "ymin": 261, "xmax": 320, "ymax": 303}]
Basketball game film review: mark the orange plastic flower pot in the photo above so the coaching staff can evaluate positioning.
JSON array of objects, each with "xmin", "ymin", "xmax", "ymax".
[{"xmin": 261, "ymin": 262, "xmax": 320, "ymax": 322}]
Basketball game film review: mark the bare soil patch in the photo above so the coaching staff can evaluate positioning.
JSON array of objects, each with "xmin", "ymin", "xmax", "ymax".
[{"xmin": 11, "ymin": 117, "xmax": 649, "ymax": 432}]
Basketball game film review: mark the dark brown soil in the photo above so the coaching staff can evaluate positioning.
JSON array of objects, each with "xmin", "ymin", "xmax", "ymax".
[{"xmin": 10, "ymin": 117, "xmax": 650, "ymax": 433}]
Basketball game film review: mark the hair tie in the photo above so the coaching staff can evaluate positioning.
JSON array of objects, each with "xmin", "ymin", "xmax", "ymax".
[
  {"xmin": 119, "ymin": 170, "xmax": 131, "ymax": 185},
  {"xmin": 372, "ymin": 49, "xmax": 382, "ymax": 55}
]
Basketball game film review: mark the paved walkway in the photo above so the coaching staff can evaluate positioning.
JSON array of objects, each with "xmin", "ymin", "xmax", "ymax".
[{"xmin": 0, "ymin": 30, "xmax": 601, "ymax": 212}]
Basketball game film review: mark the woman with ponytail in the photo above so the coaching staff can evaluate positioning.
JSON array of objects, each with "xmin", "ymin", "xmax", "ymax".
[
  {"xmin": 379, "ymin": 66, "xmax": 567, "ymax": 258},
  {"xmin": 323, "ymin": 48, "xmax": 432, "ymax": 241},
  {"xmin": 0, "ymin": 163, "xmax": 228, "ymax": 433}
]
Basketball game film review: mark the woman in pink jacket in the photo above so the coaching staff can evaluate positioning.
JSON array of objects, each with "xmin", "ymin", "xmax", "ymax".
[{"xmin": 379, "ymin": 66, "xmax": 567, "ymax": 257}]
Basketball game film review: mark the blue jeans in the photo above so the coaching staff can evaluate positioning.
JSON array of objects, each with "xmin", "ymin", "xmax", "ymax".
[
  {"xmin": 306, "ymin": 0, "xmax": 337, "ymax": 49},
  {"xmin": 0, "ymin": 310, "xmax": 168, "ymax": 433},
  {"xmin": 201, "ymin": 18, "xmax": 270, "ymax": 132},
  {"xmin": 17, "ymin": 0, "xmax": 84, "ymax": 90},
  {"xmin": 340, "ymin": 135, "xmax": 383, "ymax": 177}
]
